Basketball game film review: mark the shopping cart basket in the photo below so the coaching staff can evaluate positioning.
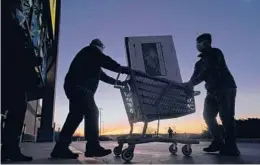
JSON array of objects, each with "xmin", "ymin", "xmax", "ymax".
[{"xmin": 113, "ymin": 70, "xmax": 200, "ymax": 162}]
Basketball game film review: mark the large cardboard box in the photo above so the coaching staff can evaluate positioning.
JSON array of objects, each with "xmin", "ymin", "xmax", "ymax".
[{"xmin": 125, "ymin": 35, "xmax": 182, "ymax": 83}]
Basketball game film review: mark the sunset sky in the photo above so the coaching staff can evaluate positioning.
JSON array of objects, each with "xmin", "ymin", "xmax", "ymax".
[{"xmin": 53, "ymin": 0, "xmax": 260, "ymax": 136}]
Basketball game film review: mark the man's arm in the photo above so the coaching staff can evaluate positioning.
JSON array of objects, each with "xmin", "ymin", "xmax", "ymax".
[
  {"xmin": 100, "ymin": 69, "xmax": 118, "ymax": 85},
  {"xmin": 189, "ymin": 48, "xmax": 223, "ymax": 86},
  {"xmin": 97, "ymin": 52, "xmax": 131, "ymax": 74},
  {"xmin": 188, "ymin": 61, "xmax": 205, "ymax": 86},
  {"xmin": 98, "ymin": 53, "xmax": 121, "ymax": 72}
]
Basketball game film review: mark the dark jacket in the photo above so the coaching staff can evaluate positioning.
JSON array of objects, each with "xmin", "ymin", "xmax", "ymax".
[
  {"xmin": 64, "ymin": 45, "xmax": 123, "ymax": 93},
  {"xmin": 190, "ymin": 47, "xmax": 237, "ymax": 91}
]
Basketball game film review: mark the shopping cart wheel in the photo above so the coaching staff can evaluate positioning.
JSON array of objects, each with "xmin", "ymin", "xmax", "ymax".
[
  {"xmin": 182, "ymin": 144, "xmax": 192, "ymax": 156},
  {"xmin": 121, "ymin": 148, "xmax": 134, "ymax": 162},
  {"xmin": 169, "ymin": 143, "xmax": 178, "ymax": 154},
  {"xmin": 113, "ymin": 146, "xmax": 122, "ymax": 156}
]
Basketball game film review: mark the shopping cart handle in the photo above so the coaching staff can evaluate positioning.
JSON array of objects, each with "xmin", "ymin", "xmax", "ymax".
[
  {"xmin": 114, "ymin": 85, "xmax": 122, "ymax": 89},
  {"xmin": 114, "ymin": 73, "xmax": 125, "ymax": 89},
  {"xmin": 114, "ymin": 73, "xmax": 121, "ymax": 88}
]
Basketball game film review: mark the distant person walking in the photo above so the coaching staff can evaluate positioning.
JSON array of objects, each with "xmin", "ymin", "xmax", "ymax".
[
  {"xmin": 184, "ymin": 33, "xmax": 240, "ymax": 156},
  {"xmin": 168, "ymin": 127, "xmax": 174, "ymax": 138},
  {"xmin": 51, "ymin": 39, "xmax": 131, "ymax": 159}
]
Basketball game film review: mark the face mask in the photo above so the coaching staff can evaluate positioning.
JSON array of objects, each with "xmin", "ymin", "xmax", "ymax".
[
  {"xmin": 95, "ymin": 45, "xmax": 104, "ymax": 53},
  {"xmin": 196, "ymin": 40, "xmax": 210, "ymax": 52},
  {"xmin": 196, "ymin": 42, "xmax": 204, "ymax": 52}
]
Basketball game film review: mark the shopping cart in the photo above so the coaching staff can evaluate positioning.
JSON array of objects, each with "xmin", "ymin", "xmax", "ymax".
[{"xmin": 113, "ymin": 70, "xmax": 200, "ymax": 162}]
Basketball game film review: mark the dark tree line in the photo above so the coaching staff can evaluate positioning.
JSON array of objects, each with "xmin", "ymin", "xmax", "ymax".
[{"xmin": 201, "ymin": 118, "xmax": 260, "ymax": 138}]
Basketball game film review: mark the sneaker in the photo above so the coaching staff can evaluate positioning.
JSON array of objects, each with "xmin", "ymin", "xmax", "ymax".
[
  {"xmin": 219, "ymin": 144, "xmax": 240, "ymax": 156},
  {"xmin": 85, "ymin": 145, "xmax": 112, "ymax": 157},
  {"xmin": 50, "ymin": 145, "xmax": 79, "ymax": 159},
  {"xmin": 203, "ymin": 140, "xmax": 224, "ymax": 152}
]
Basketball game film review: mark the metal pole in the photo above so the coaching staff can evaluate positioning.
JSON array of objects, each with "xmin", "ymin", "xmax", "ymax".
[
  {"xmin": 157, "ymin": 117, "xmax": 160, "ymax": 137},
  {"xmin": 99, "ymin": 108, "xmax": 102, "ymax": 135},
  {"xmin": 53, "ymin": 122, "xmax": 56, "ymax": 141},
  {"xmin": 103, "ymin": 121, "xmax": 104, "ymax": 134},
  {"xmin": 34, "ymin": 100, "xmax": 39, "ymax": 142},
  {"xmin": 57, "ymin": 127, "xmax": 60, "ymax": 142}
]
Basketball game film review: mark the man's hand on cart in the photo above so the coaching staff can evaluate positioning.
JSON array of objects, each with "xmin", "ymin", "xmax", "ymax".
[
  {"xmin": 114, "ymin": 79, "xmax": 130, "ymax": 89},
  {"xmin": 183, "ymin": 81, "xmax": 194, "ymax": 94},
  {"xmin": 120, "ymin": 66, "xmax": 132, "ymax": 74},
  {"xmin": 117, "ymin": 80, "xmax": 129, "ymax": 87}
]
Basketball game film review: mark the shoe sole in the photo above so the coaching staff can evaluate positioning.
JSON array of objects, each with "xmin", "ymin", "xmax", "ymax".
[
  {"xmin": 84, "ymin": 152, "xmax": 112, "ymax": 157},
  {"xmin": 50, "ymin": 154, "xmax": 79, "ymax": 159},
  {"xmin": 50, "ymin": 156, "xmax": 79, "ymax": 159},
  {"xmin": 203, "ymin": 149, "xmax": 220, "ymax": 153},
  {"xmin": 219, "ymin": 152, "xmax": 240, "ymax": 156},
  {"xmin": 219, "ymin": 154, "xmax": 240, "ymax": 156}
]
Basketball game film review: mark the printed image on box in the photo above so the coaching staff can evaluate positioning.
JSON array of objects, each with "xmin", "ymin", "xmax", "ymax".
[{"xmin": 141, "ymin": 43, "xmax": 166, "ymax": 77}]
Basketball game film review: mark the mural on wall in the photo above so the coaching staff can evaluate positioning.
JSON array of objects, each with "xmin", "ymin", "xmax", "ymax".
[
  {"xmin": 19, "ymin": 0, "xmax": 56, "ymax": 85},
  {"xmin": 31, "ymin": 11, "xmax": 40, "ymax": 48},
  {"xmin": 21, "ymin": 0, "xmax": 32, "ymax": 23},
  {"xmin": 30, "ymin": 2, "xmax": 46, "ymax": 84}
]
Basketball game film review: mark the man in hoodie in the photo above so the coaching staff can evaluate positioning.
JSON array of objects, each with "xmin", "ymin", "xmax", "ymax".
[
  {"xmin": 50, "ymin": 39, "xmax": 131, "ymax": 159},
  {"xmin": 184, "ymin": 33, "xmax": 240, "ymax": 156}
]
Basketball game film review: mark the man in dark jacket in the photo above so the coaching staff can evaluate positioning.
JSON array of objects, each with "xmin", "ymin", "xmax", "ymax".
[
  {"xmin": 50, "ymin": 39, "xmax": 131, "ymax": 159},
  {"xmin": 184, "ymin": 33, "xmax": 240, "ymax": 156}
]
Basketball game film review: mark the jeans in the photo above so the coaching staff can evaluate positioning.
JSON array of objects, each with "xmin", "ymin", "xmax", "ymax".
[
  {"xmin": 203, "ymin": 88, "xmax": 237, "ymax": 145},
  {"xmin": 57, "ymin": 85, "xmax": 99, "ymax": 147}
]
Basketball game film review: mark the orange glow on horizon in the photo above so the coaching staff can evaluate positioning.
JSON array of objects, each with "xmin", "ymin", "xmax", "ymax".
[
  {"xmin": 73, "ymin": 115, "xmax": 260, "ymax": 136},
  {"xmin": 73, "ymin": 119, "xmax": 208, "ymax": 136}
]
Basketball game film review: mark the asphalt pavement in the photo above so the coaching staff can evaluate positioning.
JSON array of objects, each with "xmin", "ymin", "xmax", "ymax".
[
  {"xmin": 2, "ymin": 143, "xmax": 104, "ymax": 164},
  {"xmin": 72, "ymin": 141, "xmax": 260, "ymax": 164}
]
